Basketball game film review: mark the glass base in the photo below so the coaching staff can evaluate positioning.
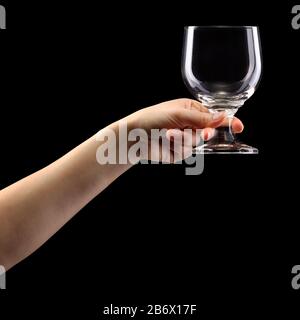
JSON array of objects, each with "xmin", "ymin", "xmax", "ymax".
[{"xmin": 194, "ymin": 142, "xmax": 258, "ymax": 154}]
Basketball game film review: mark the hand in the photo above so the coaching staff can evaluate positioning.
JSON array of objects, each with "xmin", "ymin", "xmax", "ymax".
[{"xmin": 126, "ymin": 98, "xmax": 244, "ymax": 162}]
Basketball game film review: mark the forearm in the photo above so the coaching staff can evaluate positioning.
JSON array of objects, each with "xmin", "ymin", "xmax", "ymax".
[{"xmin": 0, "ymin": 121, "xmax": 132, "ymax": 270}]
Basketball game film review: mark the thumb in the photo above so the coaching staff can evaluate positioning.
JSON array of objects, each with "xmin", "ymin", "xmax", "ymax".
[{"xmin": 177, "ymin": 109, "xmax": 226, "ymax": 129}]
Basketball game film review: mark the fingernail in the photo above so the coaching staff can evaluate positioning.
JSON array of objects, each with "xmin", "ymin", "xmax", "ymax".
[
  {"xmin": 202, "ymin": 130, "xmax": 209, "ymax": 140},
  {"xmin": 202, "ymin": 128, "xmax": 215, "ymax": 140},
  {"xmin": 207, "ymin": 129, "xmax": 215, "ymax": 140},
  {"xmin": 211, "ymin": 112, "xmax": 225, "ymax": 120}
]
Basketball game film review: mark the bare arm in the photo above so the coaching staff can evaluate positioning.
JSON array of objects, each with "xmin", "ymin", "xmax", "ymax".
[
  {"xmin": 0, "ymin": 121, "xmax": 132, "ymax": 270},
  {"xmin": 0, "ymin": 99, "xmax": 243, "ymax": 270}
]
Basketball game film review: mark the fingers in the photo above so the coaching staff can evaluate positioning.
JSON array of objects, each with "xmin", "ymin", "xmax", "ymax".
[
  {"xmin": 172, "ymin": 98, "xmax": 209, "ymax": 113},
  {"xmin": 188, "ymin": 100, "xmax": 209, "ymax": 113},
  {"xmin": 170, "ymin": 99, "xmax": 244, "ymax": 133},
  {"xmin": 166, "ymin": 129, "xmax": 200, "ymax": 161},
  {"xmin": 167, "ymin": 128, "xmax": 216, "ymax": 145},
  {"xmin": 201, "ymin": 128, "xmax": 216, "ymax": 140},
  {"xmin": 220, "ymin": 117, "xmax": 244, "ymax": 133},
  {"xmin": 231, "ymin": 118, "xmax": 244, "ymax": 133},
  {"xmin": 176, "ymin": 99, "xmax": 244, "ymax": 133},
  {"xmin": 178, "ymin": 108, "xmax": 226, "ymax": 129},
  {"xmin": 166, "ymin": 128, "xmax": 201, "ymax": 146}
]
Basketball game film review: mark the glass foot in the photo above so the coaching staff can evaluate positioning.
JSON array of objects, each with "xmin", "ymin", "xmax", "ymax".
[{"xmin": 194, "ymin": 142, "xmax": 258, "ymax": 154}]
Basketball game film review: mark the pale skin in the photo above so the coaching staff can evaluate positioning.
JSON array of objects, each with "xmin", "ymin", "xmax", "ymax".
[{"xmin": 0, "ymin": 99, "xmax": 243, "ymax": 270}]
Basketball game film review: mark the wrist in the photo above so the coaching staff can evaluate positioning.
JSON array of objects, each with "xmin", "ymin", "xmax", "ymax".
[
  {"xmin": 122, "ymin": 110, "xmax": 142, "ymax": 132},
  {"xmin": 103, "ymin": 116, "xmax": 144, "ymax": 164}
]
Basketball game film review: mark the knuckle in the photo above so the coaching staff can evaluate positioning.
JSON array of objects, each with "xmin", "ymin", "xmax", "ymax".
[{"xmin": 177, "ymin": 98, "xmax": 194, "ymax": 109}]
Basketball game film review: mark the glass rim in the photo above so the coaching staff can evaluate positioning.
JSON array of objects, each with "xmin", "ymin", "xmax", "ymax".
[{"xmin": 185, "ymin": 25, "xmax": 258, "ymax": 29}]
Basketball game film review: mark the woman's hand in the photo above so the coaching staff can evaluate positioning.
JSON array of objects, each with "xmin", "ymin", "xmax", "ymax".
[{"xmin": 126, "ymin": 98, "xmax": 244, "ymax": 162}]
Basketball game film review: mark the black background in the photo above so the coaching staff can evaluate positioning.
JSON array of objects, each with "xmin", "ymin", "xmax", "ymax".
[{"xmin": 0, "ymin": 0, "xmax": 299, "ymax": 318}]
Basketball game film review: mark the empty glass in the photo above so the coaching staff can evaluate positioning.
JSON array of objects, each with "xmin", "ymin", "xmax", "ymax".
[{"xmin": 182, "ymin": 26, "xmax": 262, "ymax": 154}]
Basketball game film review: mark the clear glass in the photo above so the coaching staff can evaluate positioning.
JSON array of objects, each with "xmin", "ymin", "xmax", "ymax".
[{"xmin": 182, "ymin": 26, "xmax": 262, "ymax": 154}]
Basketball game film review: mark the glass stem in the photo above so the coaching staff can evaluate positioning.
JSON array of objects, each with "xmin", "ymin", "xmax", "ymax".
[
  {"xmin": 209, "ymin": 109, "xmax": 236, "ymax": 145},
  {"xmin": 212, "ymin": 125, "xmax": 235, "ymax": 144}
]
